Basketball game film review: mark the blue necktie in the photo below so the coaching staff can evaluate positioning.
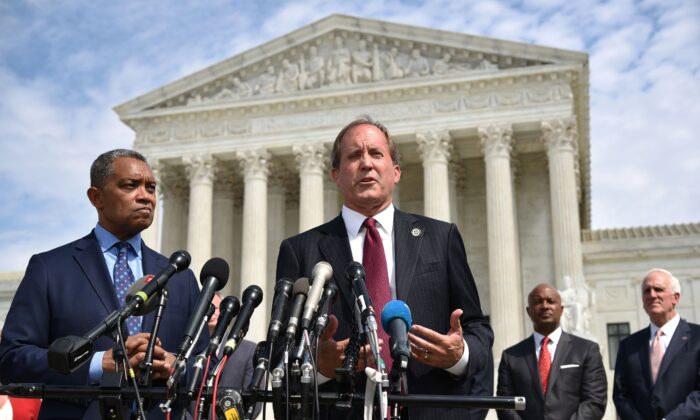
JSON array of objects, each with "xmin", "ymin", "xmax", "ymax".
[{"xmin": 114, "ymin": 242, "xmax": 140, "ymax": 336}]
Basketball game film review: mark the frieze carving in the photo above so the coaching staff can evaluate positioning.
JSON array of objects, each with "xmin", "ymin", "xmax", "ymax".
[{"xmin": 154, "ymin": 31, "xmax": 549, "ymax": 110}]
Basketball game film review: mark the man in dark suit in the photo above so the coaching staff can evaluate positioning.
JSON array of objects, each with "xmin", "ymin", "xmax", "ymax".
[
  {"xmin": 276, "ymin": 116, "xmax": 493, "ymax": 419},
  {"xmin": 0, "ymin": 149, "xmax": 206, "ymax": 418},
  {"xmin": 613, "ymin": 268, "xmax": 700, "ymax": 419},
  {"xmin": 497, "ymin": 283, "xmax": 607, "ymax": 420}
]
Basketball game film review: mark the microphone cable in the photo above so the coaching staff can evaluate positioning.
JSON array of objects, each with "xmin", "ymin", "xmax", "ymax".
[
  {"xmin": 193, "ymin": 354, "xmax": 212, "ymax": 420},
  {"xmin": 115, "ymin": 316, "xmax": 147, "ymax": 420}
]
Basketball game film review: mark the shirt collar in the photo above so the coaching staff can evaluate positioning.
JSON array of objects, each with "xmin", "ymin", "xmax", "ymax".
[
  {"xmin": 94, "ymin": 223, "xmax": 142, "ymax": 258},
  {"xmin": 533, "ymin": 326, "xmax": 562, "ymax": 346},
  {"xmin": 650, "ymin": 312, "xmax": 681, "ymax": 339},
  {"xmin": 341, "ymin": 204, "xmax": 395, "ymax": 238}
]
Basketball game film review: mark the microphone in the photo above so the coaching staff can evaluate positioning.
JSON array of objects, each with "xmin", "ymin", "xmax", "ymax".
[
  {"xmin": 266, "ymin": 278, "xmax": 294, "ymax": 343},
  {"xmin": 381, "ymin": 300, "xmax": 412, "ymax": 370},
  {"xmin": 47, "ymin": 250, "xmax": 191, "ymax": 374},
  {"xmin": 223, "ymin": 285, "xmax": 263, "ymax": 357},
  {"xmin": 284, "ymin": 277, "xmax": 310, "ymax": 344},
  {"xmin": 126, "ymin": 275, "xmax": 157, "ymax": 316},
  {"xmin": 345, "ymin": 261, "xmax": 376, "ymax": 323},
  {"xmin": 206, "ymin": 295, "xmax": 240, "ymax": 357},
  {"xmin": 313, "ymin": 281, "xmax": 339, "ymax": 336},
  {"xmin": 176, "ymin": 257, "xmax": 229, "ymax": 356},
  {"xmin": 300, "ymin": 262, "xmax": 333, "ymax": 332}
]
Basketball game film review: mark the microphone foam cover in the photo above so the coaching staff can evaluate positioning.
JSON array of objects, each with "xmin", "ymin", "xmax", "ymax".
[
  {"xmin": 126, "ymin": 275, "xmax": 158, "ymax": 315},
  {"xmin": 293, "ymin": 277, "xmax": 310, "ymax": 296},
  {"xmin": 170, "ymin": 250, "xmax": 191, "ymax": 271},
  {"xmin": 200, "ymin": 257, "xmax": 230, "ymax": 289},
  {"xmin": 242, "ymin": 284, "xmax": 264, "ymax": 306},
  {"xmin": 381, "ymin": 299, "xmax": 412, "ymax": 332}
]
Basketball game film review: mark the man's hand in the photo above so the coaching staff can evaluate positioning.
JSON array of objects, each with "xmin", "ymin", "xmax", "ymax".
[
  {"xmin": 316, "ymin": 315, "xmax": 383, "ymax": 377},
  {"xmin": 409, "ymin": 309, "xmax": 464, "ymax": 368},
  {"xmin": 101, "ymin": 333, "xmax": 174, "ymax": 379}
]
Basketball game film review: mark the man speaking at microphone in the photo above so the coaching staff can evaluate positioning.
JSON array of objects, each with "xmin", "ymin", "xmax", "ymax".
[
  {"xmin": 276, "ymin": 116, "xmax": 493, "ymax": 419},
  {"xmin": 0, "ymin": 149, "xmax": 206, "ymax": 418}
]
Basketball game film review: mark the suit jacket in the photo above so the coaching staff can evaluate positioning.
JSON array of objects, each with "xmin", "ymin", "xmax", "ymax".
[
  {"xmin": 613, "ymin": 319, "xmax": 700, "ymax": 420},
  {"xmin": 217, "ymin": 339, "xmax": 260, "ymax": 418},
  {"xmin": 0, "ymin": 231, "xmax": 207, "ymax": 419},
  {"xmin": 496, "ymin": 331, "xmax": 607, "ymax": 420},
  {"xmin": 276, "ymin": 209, "xmax": 493, "ymax": 420}
]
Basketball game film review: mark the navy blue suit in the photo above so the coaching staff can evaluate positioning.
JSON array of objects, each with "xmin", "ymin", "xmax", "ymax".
[
  {"xmin": 276, "ymin": 210, "xmax": 493, "ymax": 420},
  {"xmin": 0, "ymin": 231, "xmax": 206, "ymax": 419},
  {"xmin": 613, "ymin": 319, "xmax": 700, "ymax": 419}
]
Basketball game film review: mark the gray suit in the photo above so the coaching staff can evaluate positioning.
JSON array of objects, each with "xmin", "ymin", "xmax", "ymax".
[
  {"xmin": 218, "ymin": 339, "xmax": 260, "ymax": 419},
  {"xmin": 497, "ymin": 331, "xmax": 607, "ymax": 420}
]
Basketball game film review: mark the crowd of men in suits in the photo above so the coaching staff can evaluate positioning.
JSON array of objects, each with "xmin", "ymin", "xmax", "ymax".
[{"xmin": 0, "ymin": 116, "xmax": 698, "ymax": 419}]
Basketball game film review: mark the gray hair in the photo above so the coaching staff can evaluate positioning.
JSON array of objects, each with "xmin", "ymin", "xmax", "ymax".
[
  {"xmin": 90, "ymin": 149, "xmax": 148, "ymax": 188},
  {"xmin": 331, "ymin": 115, "xmax": 400, "ymax": 170},
  {"xmin": 642, "ymin": 268, "xmax": 681, "ymax": 295}
]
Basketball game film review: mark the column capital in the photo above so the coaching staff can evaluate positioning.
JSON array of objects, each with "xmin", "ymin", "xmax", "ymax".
[
  {"xmin": 157, "ymin": 164, "xmax": 188, "ymax": 199},
  {"xmin": 541, "ymin": 117, "xmax": 578, "ymax": 155},
  {"xmin": 416, "ymin": 130, "xmax": 452, "ymax": 163},
  {"xmin": 184, "ymin": 154, "xmax": 217, "ymax": 185},
  {"xmin": 479, "ymin": 124, "xmax": 514, "ymax": 159},
  {"xmin": 293, "ymin": 142, "xmax": 329, "ymax": 175},
  {"xmin": 237, "ymin": 149, "xmax": 270, "ymax": 181}
]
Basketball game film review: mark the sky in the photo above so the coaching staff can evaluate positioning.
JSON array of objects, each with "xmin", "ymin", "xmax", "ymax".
[{"xmin": 0, "ymin": 0, "xmax": 698, "ymax": 272}]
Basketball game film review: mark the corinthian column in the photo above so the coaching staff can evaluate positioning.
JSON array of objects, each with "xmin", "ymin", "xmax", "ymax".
[
  {"xmin": 479, "ymin": 124, "xmax": 523, "ymax": 357},
  {"xmin": 213, "ymin": 165, "xmax": 237, "ymax": 296},
  {"xmin": 237, "ymin": 149, "xmax": 269, "ymax": 342},
  {"xmin": 184, "ymin": 154, "xmax": 216, "ymax": 277},
  {"xmin": 541, "ymin": 118, "xmax": 584, "ymax": 288},
  {"xmin": 293, "ymin": 143, "xmax": 327, "ymax": 232},
  {"xmin": 159, "ymin": 166, "xmax": 189, "ymax": 256},
  {"xmin": 416, "ymin": 130, "xmax": 452, "ymax": 221}
]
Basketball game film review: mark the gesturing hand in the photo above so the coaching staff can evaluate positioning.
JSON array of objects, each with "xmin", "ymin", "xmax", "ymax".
[{"xmin": 408, "ymin": 309, "xmax": 464, "ymax": 368}]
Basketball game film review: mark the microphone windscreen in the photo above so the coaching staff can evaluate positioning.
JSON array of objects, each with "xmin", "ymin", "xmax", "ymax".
[
  {"xmin": 200, "ymin": 257, "xmax": 230, "ymax": 290},
  {"xmin": 126, "ymin": 275, "xmax": 158, "ymax": 316},
  {"xmin": 169, "ymin": 250, "xmax": 191, "ymax": 271},
  {"xmin": 293, "ymin": 277, "xmax": 310, "ymax": 296},
  {"xmin": 381, "ymin": 300, "xmax": 412, "ymax": 332}
]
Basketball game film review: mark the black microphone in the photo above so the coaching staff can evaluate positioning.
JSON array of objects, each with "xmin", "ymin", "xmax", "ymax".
[
  {"xmin": 345, "ymin": 261, "xmax": 376, "ymax": 322},
  {"xmin": 284, "ymin": 277, "xmax": 310, "ymax": 344},
  {"xmin": 175, "ymin": 258, "xmax": 229, "ymax": 356},
  {"xmin": 300, "ymin": 262, "xmax": 333, "ymax": 332},
  {"xmin": 313, "ymin": 281, "xmax": 339, "ymax": 336},
  {"xmin": 47, "ymin": 251, "xmax": 191, "ymax": 374},
  {"xmin": 223, "ymin": 285, "xmax": 263, "ymax": 357},
  {"xmin": 206, "ymin": 295, "xmax": 240, "ymax": 357},
  {"xmin": 381, "ymin": 300, "xmax": 412, "ymax": 371},
  {"xmin": 267, "ymin": 278, "xmax": 294, "ymax": 343}
]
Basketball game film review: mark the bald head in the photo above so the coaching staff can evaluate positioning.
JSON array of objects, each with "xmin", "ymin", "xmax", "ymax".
[{"xmin": 527, "ymin": 283, "xmax": 564, "ymax": 336}]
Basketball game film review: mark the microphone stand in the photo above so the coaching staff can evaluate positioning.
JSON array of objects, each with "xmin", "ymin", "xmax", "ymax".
[
  {"xmin": 109, "ymin": 317, "xmax": 147, "ymax": 420},
  {"xmin": 139, "ymin": 290, "xmax": 168, "ymax": 386}
]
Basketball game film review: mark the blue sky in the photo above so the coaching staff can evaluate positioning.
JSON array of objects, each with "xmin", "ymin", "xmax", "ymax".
[{"xmin": 0, "ymin": 0, "xmax": 698, "ymax": 271}]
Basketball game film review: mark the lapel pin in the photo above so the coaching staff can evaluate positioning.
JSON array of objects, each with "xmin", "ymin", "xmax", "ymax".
[
  {"xmin": 681, "ymin": 336, "xmax": 688, "ymax": 341},
  {"xmin": 411, "ymin": 227, "xmax": 421, "ymax": 237}
]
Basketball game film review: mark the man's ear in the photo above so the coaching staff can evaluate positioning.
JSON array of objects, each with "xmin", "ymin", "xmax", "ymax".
[
  {"xmin": 87, "ymin": 186, "xmax": 103, "ymax": 210},
  {"xmin": 331, "ymin": 167, "xmax": 339, "ymax": 185}
]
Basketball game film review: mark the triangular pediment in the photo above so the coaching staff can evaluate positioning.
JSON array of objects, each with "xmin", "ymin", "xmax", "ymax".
[{"xmin": 114, "ymin": 14, "xmax": 586, "ymax": 116}]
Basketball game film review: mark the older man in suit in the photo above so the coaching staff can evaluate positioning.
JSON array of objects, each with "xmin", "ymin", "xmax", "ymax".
[
  {"xmin": 613, "ymin": 268, "xmax": 700, "ymax": 419},
  {"xmin": 276, "ymin": 116, "xmax": 493, "ymax": 420},
  {"xmin": 497, "ymin": 283, "xmax": 607, "ymax": 420},
  {"xmin": 0, "ymin": 149, "xmax": 206, "ymax": 418}
]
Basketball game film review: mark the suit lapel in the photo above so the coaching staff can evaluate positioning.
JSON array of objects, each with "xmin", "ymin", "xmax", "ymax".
[
  {"xmin": 546, "ymin": 331, "xmax": 572, "ymax": 399},
  {"xmin": 637, "ymin": 326, "xmax": 653, "ymax": 389},
  {"xmin": 656, "ymin": 319, "xmax": 691, "ymax": 384},
  {"xmin": 140, "ymin": 244, "xmax": 169, "ymax": 332},
  {"xmin": 525, "ymin": 336, "xmax": 545, "ymax": 401},
  {"xmin": 394, "ymin": 209, "xmax": 423, "ymax": 301},
  {"xmin": 318, "ymin": 216, "xmax": 354, "ymax": 310},
  {"xmin": 73, "ymin": 231, "xmax": 120, "ymax": 313}
]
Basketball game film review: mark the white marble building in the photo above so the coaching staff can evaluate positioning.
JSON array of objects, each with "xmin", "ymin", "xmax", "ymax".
[{"xmin": 2, "ymin": 14, "xmax": 699, "ymax": 419}]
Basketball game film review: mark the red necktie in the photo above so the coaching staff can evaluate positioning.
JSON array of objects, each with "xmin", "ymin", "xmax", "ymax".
[
  {"xmin": 539, "ymin": 336, "xmax": 551, "ymax": 395},
  {"xmin": 362, "ymin": 217, "xmax": 392, "ymax": 372}
]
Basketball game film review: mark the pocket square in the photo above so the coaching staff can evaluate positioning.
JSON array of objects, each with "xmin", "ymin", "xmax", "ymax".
[{"xmin": 560, "ymin": 364, "xmax": 580, "ymax": 369}]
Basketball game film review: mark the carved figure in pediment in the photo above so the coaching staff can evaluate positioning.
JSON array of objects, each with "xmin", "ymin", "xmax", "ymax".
[
  {"xmin": 302, "ymin": 46, "xmax": 325, "ymax": 89},
  {"xmin": 187, "ymin": 94, "xmax": 203, "ymax": 105},
  {"xmin": 404, "ymin": 49, "xmax": 430, "ymax": 78},
  {"xmin": 432, "ymin": 53, "xmax": 468, "ymax": 76},
  {"xmin": 232, "ymin": 77, "xmax": 252, "ymax": 98},
  {"xmin": 351, "ymin": 40, "xmax": 373, "ymax": 84},
  {"xmin": 371, "ymin": 44, "xmax": 383, "ymax": 81},
  {"xmin": 256, "ymin": 65, "xmax": 277, "ymax": 95},
  {"xmin": 327, "ymin": 36, "xmax": 351, "ymax": 85},
  {"xmin": 384, "ymin": 47, "xmax": 404, "ymax": 79},
  {"xmin": 477, "ymin": 59, "xmax": 498, "ymax": 70},
  {"xmin": 275, "ymin": 59, "xmax": 300, "ymax": 93}
]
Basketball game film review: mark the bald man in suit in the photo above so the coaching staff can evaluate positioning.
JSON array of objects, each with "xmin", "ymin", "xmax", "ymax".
[{"xmin": 497, "ymin": 284, "xmax": 607, "ymax": 420}]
